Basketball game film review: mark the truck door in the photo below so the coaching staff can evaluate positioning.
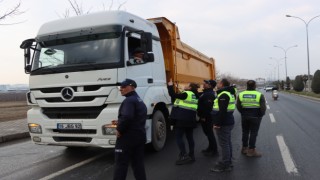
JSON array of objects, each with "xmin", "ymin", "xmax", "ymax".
[{"xmin": 125, "ymin": 33, "xmax": 153, "ymax": 96}]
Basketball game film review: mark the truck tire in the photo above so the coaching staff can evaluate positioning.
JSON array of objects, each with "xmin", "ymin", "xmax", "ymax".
[{"xmin": 151, "ymin": 110, "xmax": 167, "ymax": 151}]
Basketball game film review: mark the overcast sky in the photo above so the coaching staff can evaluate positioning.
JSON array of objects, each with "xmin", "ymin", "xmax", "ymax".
[{"xmin": 1, "ymin": 0, "xmax": 320, "ymax": 84}]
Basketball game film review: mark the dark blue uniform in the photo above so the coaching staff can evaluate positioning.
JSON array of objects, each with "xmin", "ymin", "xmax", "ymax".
[
  {"xmin": 113, "ymin": 91, "xmax": 147, "ymax": 180},
  {"xmin": 197, "ymin": 88, "xmax": 218, "ymax": 154}
]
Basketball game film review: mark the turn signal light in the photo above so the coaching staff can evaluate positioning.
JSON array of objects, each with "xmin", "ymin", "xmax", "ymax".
[{"xmin": 28, "ymin": 123, "xmax": 42, "ymax": 134}]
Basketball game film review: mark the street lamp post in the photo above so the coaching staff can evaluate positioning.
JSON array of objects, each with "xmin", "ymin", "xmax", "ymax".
[
  {"xmin": 270, "ymin": 57, "xmax": 284, "ymax": 82},
  {"xmin": 286, "ymin": 14, "xmax": 320, "ymax": 92},
  {"xmin": 268, "ymin": 64, "xmax": 277, "ymax": 81},
  {"xmin": 273, "ymin": 45, "xmax": 297, "ymax": 84}
]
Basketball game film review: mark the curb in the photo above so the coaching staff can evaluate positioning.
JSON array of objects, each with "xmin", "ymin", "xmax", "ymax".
[
  {"xmin": 283, "ymin": 91, "xmax": 320, "ymax": 102},
  {"xmin": 0, "ymin": 132, "xmax": 30, "ymax": 143}
]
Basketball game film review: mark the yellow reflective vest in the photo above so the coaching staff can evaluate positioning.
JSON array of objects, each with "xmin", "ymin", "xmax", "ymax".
[
  {"xmin": 174, "ymin": 91, "xmax": 198, "ymax": 111},
  {"xmin": 239, "ymin": 90, "xmax": 262, "ymax": 108},
  {"xmin": 213, "ymin": 91, "xmax": 235, "ymax": 112}
]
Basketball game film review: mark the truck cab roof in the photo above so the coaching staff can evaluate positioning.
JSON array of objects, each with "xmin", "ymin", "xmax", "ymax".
[{"xmin": 36, "ymin": 11, "xmax": 160, "ymax": 41}]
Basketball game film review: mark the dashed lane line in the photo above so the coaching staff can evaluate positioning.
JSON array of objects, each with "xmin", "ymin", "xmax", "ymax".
[
  {"xmin": 276, "ymin": 135, "xmax": 299, "ymax": 175},
  {"xmin": 39, "ymin": 153, "xmax": 107, "ymax": 180},
  {"xmin": 267, "ymin": 105, "xmax": 270, "ymax": 110},
  {"xmin": 269, "ymin": 113, "xmax": 276, "ymax": 123}
]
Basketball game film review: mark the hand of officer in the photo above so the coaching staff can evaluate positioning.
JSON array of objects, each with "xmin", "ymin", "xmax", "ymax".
[
  {"xmin": 200, "ymin": 118, "xmax": 206, "ymax": 122},
  {"xmin": 168, "ymin": 79, "xmax": 173, "ymax": 86},
  {"xmin": 116, "ymin": 130, "xmax": 121, "ymax": 138},
  {"xmin": 213, "ymin": 125, "xmax": 220, "ymax": 129}
]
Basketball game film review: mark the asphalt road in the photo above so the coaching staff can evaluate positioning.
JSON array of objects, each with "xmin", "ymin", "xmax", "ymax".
[{"xmin": 0, "ymin": 92, "xmax": 320, "ymax": 180}]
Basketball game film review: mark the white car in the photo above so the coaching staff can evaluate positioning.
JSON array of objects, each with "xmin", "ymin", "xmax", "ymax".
[{"xmin": 265, "ymin": 86, "xmax": 274, "ymax": 92}]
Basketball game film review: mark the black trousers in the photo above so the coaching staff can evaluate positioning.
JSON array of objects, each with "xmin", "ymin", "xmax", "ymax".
[
  {"xmin": 241, "ymin": 116, "xmax": 262, "ymax": 149},
  {"xmin": 216, "ymin": 125, "xmax": 234, "ymax": 165},
  {"xmin": 200, "ymin": 117, "xmax": 217, "ymax": 152},
  {"xmin": 113, "ymin": 134, "xmax": 146, "ymax": 180},
  {"xmin": 175, "ymin": 127, "xmax": 195, "ymax": 156}
]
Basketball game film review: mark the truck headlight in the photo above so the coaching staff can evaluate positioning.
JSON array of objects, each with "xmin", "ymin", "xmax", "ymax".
[
  {"xmin": 28, "ymin": 123, "xmax": 42, "ymax": 134},
  {"xmin": 103, "ymin": 120, "xmax": 118, "ymax": 135}
]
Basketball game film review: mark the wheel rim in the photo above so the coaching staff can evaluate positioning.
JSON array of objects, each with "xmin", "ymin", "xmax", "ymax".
[{"xmin": 156, "ymin": 118, "xmax": 166, "ymax": 140}]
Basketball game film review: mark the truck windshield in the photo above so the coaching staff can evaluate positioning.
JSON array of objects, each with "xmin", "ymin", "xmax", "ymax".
[{"xmin": 31, "ymin": 32, "xmax": 122, "ymax": 74}]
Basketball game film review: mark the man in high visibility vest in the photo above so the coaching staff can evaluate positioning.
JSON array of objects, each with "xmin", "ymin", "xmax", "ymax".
[
  {"xmin": 237, "ymin": 80, "xmax": 266, "ymax": 157},
  {"xmin": 210, "ymin": 79, "xmax": 236, "ymax": 172}
]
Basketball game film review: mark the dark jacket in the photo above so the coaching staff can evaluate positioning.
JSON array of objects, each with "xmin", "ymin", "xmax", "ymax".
[
  {"xmin": 197, "ymin": 88, "xmax": 216, "ymax": 119},
  {"xmin": 168, "ymin": 85, "xmax": 199, "ymax": 128},
  {"xmin": 213, "ymin": 86, "xmax": 235, "ymax": 126},
  {"xmin": 117, "ymin": 91, "xmax": 147, "ymax": 136},
  {"xmin": 236, "ymin": 90, "xmax": 266, "ymax": 118}
]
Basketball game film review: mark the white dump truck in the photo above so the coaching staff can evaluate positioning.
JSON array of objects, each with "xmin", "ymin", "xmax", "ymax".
[{"xmin": 20, "ymin": 11, "xmax": 215, "ymax": 151}]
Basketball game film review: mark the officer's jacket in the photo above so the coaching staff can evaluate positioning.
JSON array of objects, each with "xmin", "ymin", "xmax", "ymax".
[
  {"xmin": 117, "ymin": 91, "xmax": 147, "ymax": 135},
  {"xmin": 236, "ymin": 89, "xmax": 266, "ymax": 118},
  {"xmin": 212, "ymin": 86, "xmax": 236, "ymax": 126},
  {"xmin": 168, "ymin": 85, "xmax": 199, "ymax": 128},
  {"xmin": 197, "ymin": 88, "xmax": 216, "ymax": 119}
]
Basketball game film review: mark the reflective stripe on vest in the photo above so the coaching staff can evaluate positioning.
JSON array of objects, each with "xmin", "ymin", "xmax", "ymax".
[
  {"xmin": 239, "ymin": 90, "xmax": 262, "ymax": 108},
  {"xmin": 174, "ymin": 91, "xmax": 198, "ymax": 111},
  {"xmin": 213, "ymin": 91, "xmax": 235, "ymax": 112}
]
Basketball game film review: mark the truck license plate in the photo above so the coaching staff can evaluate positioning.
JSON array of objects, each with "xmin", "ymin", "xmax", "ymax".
[{"xmin": 57, "ymin": 123, "xmax": 82, "ymax": 130}]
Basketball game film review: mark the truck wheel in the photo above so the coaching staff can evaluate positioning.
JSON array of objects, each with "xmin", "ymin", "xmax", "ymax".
[{"xmin": 151, "ymin": 110, "xmax": 167, "ymax": 151}]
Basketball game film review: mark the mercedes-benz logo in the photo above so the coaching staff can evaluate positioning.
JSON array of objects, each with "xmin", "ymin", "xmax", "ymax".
[{"xmin": 61, "ymin": 87, "xmax": 74, "ymax": 102}]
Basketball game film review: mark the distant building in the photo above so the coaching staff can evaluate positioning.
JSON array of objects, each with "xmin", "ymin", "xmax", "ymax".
[
  {"xmin": 255, "ymin": 78, "xmax": 265, "ymax": 85},
  {"xmin": 0, "ymin": 84, "xmax": 9, "ymax": 92},
  {"xmin": 0, "ymin": 84, "xmax": 29, "ymax": 92}
]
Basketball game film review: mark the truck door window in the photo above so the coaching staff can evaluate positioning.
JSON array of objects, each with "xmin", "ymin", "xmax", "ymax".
[{"xmin": 127, "ymin": 35, "xmax": 145, "ymax": 65}]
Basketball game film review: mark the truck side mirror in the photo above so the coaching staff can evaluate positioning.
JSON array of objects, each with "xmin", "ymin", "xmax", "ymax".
[
  {"xmin": 141, "ymin": 32, "xmax": 153, "ymax": 52},
  {"xmin": 25, "ymin": 65, "xmax": 32, "ymax": 73},
  {"xmin": 20, "ymin": 39, "xmax": 35, "ymax": 74},
  {"xmin": 24, "ymin": 48, "xmax": 31, "ymax": 74},
  {"xmin": 144, "ymin": 52, "xmax": 154, "ymax": 62},
  {"xmin": 20, "ymin": 39, "xmax": 35, "ymax": 49}
]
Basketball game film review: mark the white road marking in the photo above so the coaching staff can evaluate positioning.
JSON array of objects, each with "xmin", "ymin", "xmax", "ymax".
[
  {"xmin": 269, "ymin": 113, "xmax": 276, "ymax": 123},
  {"xmin": 267, "ymin": 105, "xmax": 270, "ymax": 109},
  {"xmin": 276, "ymin": 135, "xmax": 299, "ymax": 175},
  {"xmin": 39, "ymin": 153, "xmax": 106, "ymax": 180}
]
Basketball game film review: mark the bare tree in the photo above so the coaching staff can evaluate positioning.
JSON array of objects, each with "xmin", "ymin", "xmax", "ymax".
[
  {"xmin": 57, "ymin": 0, "xmax": 92, "ymax": 18},
  {"xmin": 102, "ymin": 0, "xmax": 113, "ymax": 11},
  {"xmin": 0, "ymin": 0, "xmax": 25, "ymax": 25},
  {"xmin": 58, "ymin": 0, "xmax": 127, "ymax": 18},
  {"xmin": 117, "ymin": 0, "xmax": 127, "ymax": 10}
]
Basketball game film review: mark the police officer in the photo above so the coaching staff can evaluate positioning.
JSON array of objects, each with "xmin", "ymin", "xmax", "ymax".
[
  {"xmin": 237, "ymin": 80, "xmax": 266, "ymax": 157},
  {"xmin": 168, "ymin": 79, "xmax": 199, "ymax": 165},
  {"xmin": 232, "ymin": 84, "xmax": 238, "ymax": 97},
  {"xmin": 114, "ymin": 79, "xmax": 147, "ymax": 180},
  {"xmin": 197, "ymin": 80, "xmax": 218, "ymax": 156},
  {"xmin": 211, "ymin": 79, "xmax": 236, "ymax": 172}
]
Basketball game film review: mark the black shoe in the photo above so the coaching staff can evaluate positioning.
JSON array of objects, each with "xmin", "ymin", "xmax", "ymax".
[
  {"xmin": 175, "ymin": 154, "xmax": 192, "ymax": 165},
  {"xmin": 210, "ymin": 163, "xmax": 232, "ymax": 172},
  {"xmin": 201, "ymin": 148, "xmax": 210, "ymax": 153},
  {"xmin": 189, "ymin": 154, "xmax": 196, "ymax": 162},
  {"xmin": 203, "ymin": 150, "xmax": 218, "ymax": 157}
]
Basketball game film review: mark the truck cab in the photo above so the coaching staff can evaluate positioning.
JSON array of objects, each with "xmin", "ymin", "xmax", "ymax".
[{"xmin": 21, "ymin": 11, "xmax": 170, "ymax": 150}]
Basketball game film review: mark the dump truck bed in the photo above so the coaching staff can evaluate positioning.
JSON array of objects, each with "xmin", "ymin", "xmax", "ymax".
[{"xmin": 148, "ymin": 17, "xmax": 216, "ymax": 87}]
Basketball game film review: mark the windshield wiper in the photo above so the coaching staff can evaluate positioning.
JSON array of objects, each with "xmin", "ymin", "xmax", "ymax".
[
  {"xmin": 32, "ymin": 66, "xmax": 58, "ymax": 73},
  {"xmin": 77, "ymin": 62, "xmax": 102, "ymax": 70}
]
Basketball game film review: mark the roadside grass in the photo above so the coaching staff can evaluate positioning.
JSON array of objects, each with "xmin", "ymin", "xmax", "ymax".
[
  {"xmin": 0, "ymin": 101, "xmax": 30, "ymax": 122},
  {"xmin": 286, "ymin": 90, "xmax": 320, "ymax": 99}
]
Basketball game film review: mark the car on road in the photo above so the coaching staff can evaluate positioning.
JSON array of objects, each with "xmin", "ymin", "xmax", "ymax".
[{"xmin": 265, "ymin": 86, "xmax": 274, "ymax": 92}]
